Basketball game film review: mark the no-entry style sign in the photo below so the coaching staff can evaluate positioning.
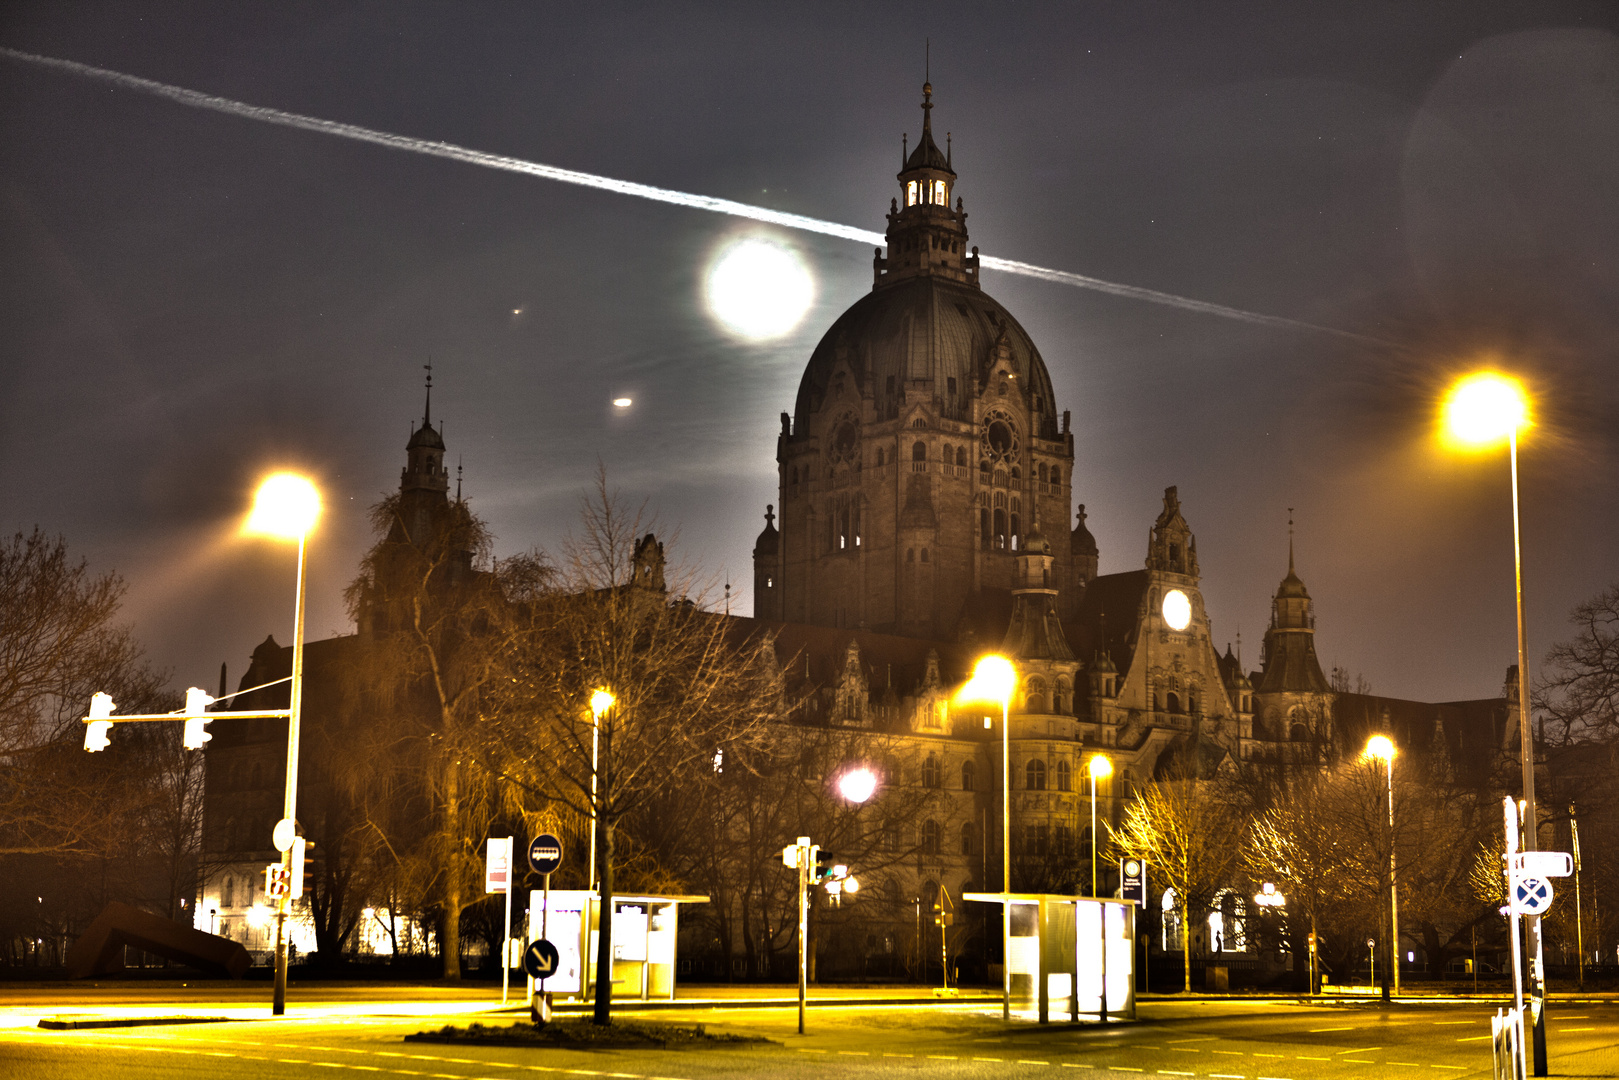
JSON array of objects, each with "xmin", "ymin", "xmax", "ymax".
[{"xmin": 1511, "ymin": 875, "xmax": 1554, "ymax": 916}]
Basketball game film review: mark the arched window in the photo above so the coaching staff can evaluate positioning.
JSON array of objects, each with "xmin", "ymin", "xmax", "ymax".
[
  {"xmin": 1025, "ymin": 677, "xmax": 1047, "ymax": 713},
  {"xmin": 912, "ymin": 418, "xmax": 926, "ymax": 429},
  {"xmin": 941, "ymin": 443, "xmax": 952, "ymax": 464},
  {"xmin": 912, "ymin": 440, "xmax": 927, "ymax": 460},
  {"xmin": 960, "ymin": 821, "xmax": 977, "ymax": 856},
  {"xmin": 980, "ymin": 459, "xmax": 992, "ymax": 480},
  {"xmin": 1038, "ymin": 463, "xmax": 1048, "ymax": 482},
  {"xmin": 1025, "ymin": 758, "xmax": 1047, "ymax": 791},
  {"xmin": 906, "ymin": 180, "xmax": 918, "ymax": 206},
  {"xmin": 980, "ymin": 508, "xmax": 991, "ymax": 545},
  {"xmin": 920, "ymin": 548, "xmax": 929, "ymax": 563},
  {"xmin": 1056, "ymin": 677, "xmax": 1072, "ymax": 713},
  {"xmin": 875, "ymin": 448, "xmax": 884, "ymax": 467},
  {"xmin": 906, "ymin": 547, "xmax": 915, "ymax": 564},
  {"xmin": 1050, "ymin": 466, "xmax": 1061, "ymax": 486},
  {"xmin": 922, "ymin": 753, "xmax": 941, "ymax": 789},
  {"xmin": 1010, "ymin": 514, "xmax": 1020, "ymax": 549},
  {"xmin": 956, "ymin": 446, "xmax": 968, "ymax": 467},
  {"xmin": 922, "ymin": 820, "xmax": 941, "ymax": 855},
  {"xmin": 1291, "ymin": 723, "xmax": 1311, "ymax": 742},
  {"xmin": 961, "ymin": 760, "xmax": 976, "ymax": 791},
  {"xmin": 1167, "ymin": 692, "xmax": 1182, "ymax": 714},
  {"xmin": 1055, "ymin": 759, "xmax": 1072, "ymax": 792},
  {"xmin": 932, "ymin": 180, "xmax": 947, "ymax": 205},
  {"xmin": 1188, "ymin": 689, "xmax": 1200, "ymax": 714},
  {"xmin": 993, "ymin": 509, "xmax": 1008, "ymax": 550}
]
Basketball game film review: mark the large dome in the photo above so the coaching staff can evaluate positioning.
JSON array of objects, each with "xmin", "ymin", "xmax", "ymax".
[{"xmin": 792, "ymin": 275, "xmax": 1060, "ymax": 439}]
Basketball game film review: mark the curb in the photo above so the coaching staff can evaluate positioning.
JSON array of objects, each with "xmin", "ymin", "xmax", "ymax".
[{"xmin": 38, "ymin": 1015, "xmax": 233, "ymax": 1031}]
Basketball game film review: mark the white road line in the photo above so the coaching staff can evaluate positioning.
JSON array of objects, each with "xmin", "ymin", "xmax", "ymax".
[{"xmin": 1308, "ymin": 1027, "xmax": 1353, "ymax": 1032}]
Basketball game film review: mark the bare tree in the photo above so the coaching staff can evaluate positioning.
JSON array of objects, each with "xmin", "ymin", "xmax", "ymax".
[
  {"xmin": 0, "ymin": 529, "xmax": 167, "ymax": 857},
  {"xmin": 477, "ymin": 477, "xmax": 781, "ymax": 1023},
  {"xmin": 1539, "ymin": 584, "xmax": 1619, "ymax": 745},
  {"xmin": 1110, "ymin": 771, "xmax": 1248, "ymax": 991}
]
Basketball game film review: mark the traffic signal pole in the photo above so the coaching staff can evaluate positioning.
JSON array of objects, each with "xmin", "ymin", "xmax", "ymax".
[
  {"xmin": 797, "ymin": 837, "xmax": 810, "ymax": 1035},
  {"xmin": 273, "ymin": 531, "xmax": 308, "ymax": 1017}
]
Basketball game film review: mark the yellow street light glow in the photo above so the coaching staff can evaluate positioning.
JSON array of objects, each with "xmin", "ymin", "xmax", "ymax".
[
  {"xmin": 590, "ymin": 688, "xmax": 615, "ymax": 718},
  {"xmin": 1088, "ymin": 754, "xmax": 1113, "ymax": 780},
  {"xmin": 613, "ymin": 397, "xmax": 633, "ymax": 408},
  {"xmin": 247, "ymin": 903, "xmax": 270, "ymax": 928},
  {"xmin": 1364, "ymin": 734, "xmax": 1397, "ymax": 762},
  {"xmin": 837, "ymin": 766, "xmax": 878, "ymax": 804},
  {"xmin": 956, "ymin": 654, "xmax": 1017, "ymax": 706},
  {"xmin": 1443, "ymin": 372, "xmax": 1530, "ymax": 447},
  {"xmin": 246, "ymin": 473, "xmax": 321, "ymax": 539}
]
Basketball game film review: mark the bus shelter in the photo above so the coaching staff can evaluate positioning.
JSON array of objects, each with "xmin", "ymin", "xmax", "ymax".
[
  {"xmin": 526, "ymin": 890, "xmax": 708, "ymax": 1002},
  {"xmin": 965, "ymin": 892, "xmax": 1137, "ymax": 1023}
]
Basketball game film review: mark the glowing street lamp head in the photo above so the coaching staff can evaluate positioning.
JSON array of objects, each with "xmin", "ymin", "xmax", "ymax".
[
  {"xmin": 590, "ymin": 689, "xmax": 616, "ymax": 718},
  {"xmin": 956, "ymin": 654, "xmax": 1017, "ymax": 707},
  {"xmin": 837, "ymin": 766, "xmax": 878, "ymax": 804},
  {"xmin": 1363, "ymin": 734, "xmax": 1397, "ymax": 763},
  {"xmin": 1443, "ymin": 372, "xmax": 1530, "ymax": 448},
  {"xmin": 246, "ymin": 473, "xmax": 321, "ymax": 539},
  {"xmin": 1088, "ymin": 754, "xmax": 1113, "ymax": 780}
]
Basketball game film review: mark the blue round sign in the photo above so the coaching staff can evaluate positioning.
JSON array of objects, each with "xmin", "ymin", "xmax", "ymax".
[
  {"xmin": 523, "ymin": 938, "xmax": 560, "ymax": 980},
  {"xmin": 528, "ymin": 833, "xmax": 564, "ymax": 875}
]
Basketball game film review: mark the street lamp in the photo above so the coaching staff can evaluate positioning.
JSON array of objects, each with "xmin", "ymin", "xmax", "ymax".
[
  {"xmin": 1363, "ymin": 734, "xmax": 1399, "ymax": 999},
  {"xmin": 588, "ymin": 689, "xmax": 614, "ymax": 892},
  {"xmin": 956, "ymin": 654, "xmax": 1017, "ymax": 1020},
  {"xmin": 1087, "ymin": 755, "xmax": 1112, "ymax": 897},
  {"xmin": 245, "ymin": 471, "xmax": 320, "ymax": 1017},
  {"xmin": 1443, "ymin": 370, "xmax": 1546, "ymax": 1071},
  {"xmin": 836, "ymin": 766, "xmax": 878, "ymax": 804}
]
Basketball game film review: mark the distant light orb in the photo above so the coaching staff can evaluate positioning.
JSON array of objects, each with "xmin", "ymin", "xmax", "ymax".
[
  {"xmin": 1162, "ymin": 588, "xmax": 1192, "ymax": 631},
  {"xmin": 705, "ymin": 236, "xmax": 814, "ymax": 340},
  {"xmin": 1444, "ymin": 371, "xmax": 1530, "ymax": 447},
  {"xmin": 613, "ymin": 397, "xmax": 633, "ymax": 408},
  {"xmin": 837, "ymin": 767, "xmax": 878, "ymax": 804},
  {"xmin": 246, "ymin": 473, "xmax": 321, "ymax": 539},
  {"xmin": 512, "ymin": 307, "xmax": 523, "ymax": 316}
]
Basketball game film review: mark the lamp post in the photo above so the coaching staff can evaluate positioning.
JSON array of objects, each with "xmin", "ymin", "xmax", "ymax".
[
  {"xmin": 956, "ymin": 654, "xmax": 1016, "ymax": 1020},
  {"xmin": 1087, "ymin": 755, "xmax": 1112, "ymax": 897},
  {"xmin": 588, "ymin": 689, "xmax": 614, "ymax": 892},
  {"xmin": 245, "ymin": 472, "xmax": 320, "ymax": 1017},
  {"xmin": 1363, "ymin": 734, "xmax": 1399, "ymax": 999},
  {"xmin": 1443, "ymin": 371, "xmax": 1545, "ymax": 1073}
]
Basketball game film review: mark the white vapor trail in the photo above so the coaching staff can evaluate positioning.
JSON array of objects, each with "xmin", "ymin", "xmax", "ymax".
[{"xmin": 1, "ymin": 47, "xmax": 1388, "ymax": 346}]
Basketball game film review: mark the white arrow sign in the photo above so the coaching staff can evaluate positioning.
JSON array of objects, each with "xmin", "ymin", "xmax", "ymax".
[{"xmin": 1511, "ymin": 851, "xmax": 1573, "ymax": 878}]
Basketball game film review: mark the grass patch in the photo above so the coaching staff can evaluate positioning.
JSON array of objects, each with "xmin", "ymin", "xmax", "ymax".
[{"xmin": 406, "ymin": 1018, "xmax": 772, "ymax": 1049}]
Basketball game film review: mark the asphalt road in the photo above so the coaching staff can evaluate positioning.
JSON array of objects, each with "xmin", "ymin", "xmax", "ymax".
[{"xmin": 3, "ymin": 990, "xmax": 1618, "ymax": 1079}]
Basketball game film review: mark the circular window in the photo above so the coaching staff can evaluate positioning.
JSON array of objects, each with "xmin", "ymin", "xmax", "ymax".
[
  {"xmin": 981, "ymin": 411, "xmax": 1019, "ymax": 461},
  {"xmin": 1162, "ymin": 589, "xmax": 1192, "ymax": 631}
]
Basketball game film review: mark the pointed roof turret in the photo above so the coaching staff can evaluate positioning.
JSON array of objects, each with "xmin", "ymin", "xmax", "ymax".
[
  {"xmin": 903, "ymin": 82, "xmax": 955, "ymax": 175},
  {"xmin": 876, "ymin": 81, "xmax": 976, "ymax": 289}
]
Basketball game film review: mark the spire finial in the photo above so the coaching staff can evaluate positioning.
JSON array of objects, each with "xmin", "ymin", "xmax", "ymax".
[
  {"xmin": 921, "ymin": 42, "xmax": 934, "ymax": 134},
  {"xmin": 423, "ymin": 360, "xmax": 433, "ymax": 425},
  {"xmin": 764, "ymin": 504, "xmax": 776, "ymax": 528},
  {"xmin": 456, "ymin": 457, "xmax": 463, "ymax": 501},
  {"xmin": 1287, "ymin": 507, "xmax": 1295, "ymax": 573}
]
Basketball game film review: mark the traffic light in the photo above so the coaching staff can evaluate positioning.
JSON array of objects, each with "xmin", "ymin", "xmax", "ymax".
[
  {"xmin": 182, "ymin": 687, "xmax": 215, "ymax": 749},
  {"xmin": 289, "ymin": 837, "xmax": 307, "ymax": 900},
  {"xmin": 84, "ymin": 692, "xmax": 115, "ymax": 752},
  {"xmin": 812, "ymin": 847, "xmax": 838, "ymax": 881}
]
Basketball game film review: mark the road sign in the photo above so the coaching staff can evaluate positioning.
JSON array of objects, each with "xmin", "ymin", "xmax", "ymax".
[
  {"xmin": 528, "ymin": 833, "xmax": 564, "ymax": 875},
  {"xmin": 1512, "ymin": 875, "xmax": 1554, "ymax": 916},
  {"xmin": 273, "ymin": 817, "xmax": 298, "ymax": 853},
  {"xmin": 486, "ymin": 837, "xmax": 513, "ymax": 894},
  {"xmin": 1120, "ymin": 857, "xmax": 1147, "ymax": 905},
  {"xmin": 1511, "ymin": 851, "xmax": 1574, "ymax": 879},
  {"xmin": 523, "ymin": 938, "xmax": 560, "ymax": 980}
]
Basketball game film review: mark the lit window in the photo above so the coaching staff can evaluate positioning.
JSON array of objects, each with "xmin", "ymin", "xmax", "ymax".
[
  {"xmin": 933, "ymin": 180, "xmax": 947, "ymax": 205},
  {"xmin": 906, "ymin": 181, "xmax": 918, "ymax": 206}
]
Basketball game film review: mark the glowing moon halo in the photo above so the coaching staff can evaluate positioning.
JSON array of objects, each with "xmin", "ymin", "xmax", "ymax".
[{"xmin": 705, "ymin": 237, "xmax": 814, "ymax": 340}]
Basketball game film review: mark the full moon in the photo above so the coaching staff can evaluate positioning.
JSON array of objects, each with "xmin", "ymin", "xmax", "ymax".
[{"xmin": 705, "ymin": 237, "xmax": 815, "ymax": 340}]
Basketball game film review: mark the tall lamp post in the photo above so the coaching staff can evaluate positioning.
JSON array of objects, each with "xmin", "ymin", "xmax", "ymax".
[
  {"xmin": 587, "ymin": 689, "xmax": 614, "ymax": 892},
  {"xmin": 1443, "ymin": 371, "xmax": 1545, "ymax": 1073},
  {"xmin": 1087, "ymin": 755, "xmax": 1112, "ymax": 897},
  {"xmin": 245, "ymin": 472, "xmax": 321, "ymax": 1018},
  {"xmin": 1363, "ymin": 735, "xmax": 1399, "ymax": 999},
  {"xmin": 957, "ymin": 654, "xmax": 1016, "ymax": 1020}
]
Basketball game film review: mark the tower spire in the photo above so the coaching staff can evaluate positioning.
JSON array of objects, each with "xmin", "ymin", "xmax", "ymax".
[
  {"xmin": 423, "ymin": 360, "xmax": 433, "ymax": 426},
  {"xmin": 1287, "ymin": 507, "xmax": 1295, "ymax": 574}
]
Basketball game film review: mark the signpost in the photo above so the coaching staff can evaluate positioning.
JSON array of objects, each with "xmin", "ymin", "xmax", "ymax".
[
  {"xmin": 486, "ymin": 837, "xmax": 515, "ymax": 1005},
  {"xmin": 527, "ymin": 833, "xmax": 563, "ymax": 1022},
  {"xmin": 1513, "ymin": 877, "xmax": 1554, "ymax": 917},
  {"xmin": 1120, "ymin": 858, "xmax": 1147, "ymax": 905}
]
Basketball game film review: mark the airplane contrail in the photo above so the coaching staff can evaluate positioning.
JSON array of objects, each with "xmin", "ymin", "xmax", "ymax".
[{"xmin": 1, "ymin": 47, "xmax": 1390, "ymax": 347}]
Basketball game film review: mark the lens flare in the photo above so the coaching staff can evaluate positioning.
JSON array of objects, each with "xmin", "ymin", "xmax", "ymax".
[
  {"xmin": 245, "ymin": 473, "xmax": 320, "ymax": 539},
  {"xmin": 705, "ymin": 237, "xmax": 815, "ymax": 340},
  {"xmin": 1443, "ymin": 372, "xmax": 1529, "ymax": 447},
  {"xmin": 837, "ymin": 767, "xmax": 878, "ymax": 804}
]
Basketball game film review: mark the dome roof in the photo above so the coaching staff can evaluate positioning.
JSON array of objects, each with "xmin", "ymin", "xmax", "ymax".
[
  {"xmin": 1276, "ymin": 567, "xmax": 1309, "ymax": 599},
  {"xmin": 408, "ymin": 420, "xmax": 444, "ymax": 451},
  {"xmin": 792, "ymin": 274, "xmax": 1059, "ymax": 436}
]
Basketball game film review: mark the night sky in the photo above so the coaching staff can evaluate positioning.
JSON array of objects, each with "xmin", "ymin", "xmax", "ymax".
[{"xmin": 2, "ymin": 3, "xmax": 1615, "ymax": 704}]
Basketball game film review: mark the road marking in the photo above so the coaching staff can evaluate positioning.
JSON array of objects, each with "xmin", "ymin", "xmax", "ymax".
[
  {"xmin": 1060, "ymin": 1065, "xmax": 1093, "ymax": 1069},
  {"xmin": 883, "ymin": 1053, "xmax": 912, "ymax": 1057},
  {"xmin": 1336, "ymin": 1047, "xmax": 1382, "ymax": 1054},
  {"xmin": 929, "ymin": 1055, "xmax": 958, "ymax": 1060},
  {"xmin": 1561, "ymin": 1015, "xmax": 1591, "ymax": 1019},
  {"xmin": 1253, "ymin": 1053, "xmax": 1283, "ymax": 1058},
  {"xmin": 1433, "ymin": 1067, "xmax": 1465, "ymax": 1071},
  {"xmin": 837, "ymin": 1051, "xmax": 869, "ymax": 1055},
  {"xmin": 1388, "ymin": 1063, "xmax": 1423, "ymax": 1067},
  {"xmin": 1018, "ymin": 1060, "xmax": 1050, "ymax": 1065},
  {"xmin": 973, "ymin": 1056, "xmax": 1004, "ymax": 1062},
  {"xmin": 1342, "ymin": 1061, "xmax": 1374, "ymax": 1065},
  {"xmin": 1158, "ymin": 1072, "xmax": 1195, "ymax": 1076},
  {"xmin": 1296, "ymin": 1056, "xmax": 1329, "ymax": 1061},
  {"xmin": 1433, "ymin": 1021, "xmax": 1474, "ymax": 1025},
  {"xmin": 1308, "ymin": 1027, "xmax": 1352, "ymax": 1032},
  {"xmin": 1109, "ymin": 1070, "xmax": 1144, "ymax": 1074},
  {"xmin": 1170, "ymin": 1048, "xmax": 1201, "ymax": 1053},
  {"xmin": 1560, "ymin": 1027, "xmax": 1596, "ymax": 1032},
  {"xmin": 1210, "ymin": 1075, "xmax": 1246, "ymax": 1079},
  {"xmin": 796, "ymin": 1049, "xmax": 827, "ymax": 1054},
  {"xmin": 1168, "ymin": 1037, "xmax": 1216, "ymax": 1044},
  {"xmin": 1457, "ymin": 1035, "xmax": 1493, "ymax": 1042},
  {"xmin": 1212, "ymin": 1050, "xmax": 1244, "ymax": 1055}
]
